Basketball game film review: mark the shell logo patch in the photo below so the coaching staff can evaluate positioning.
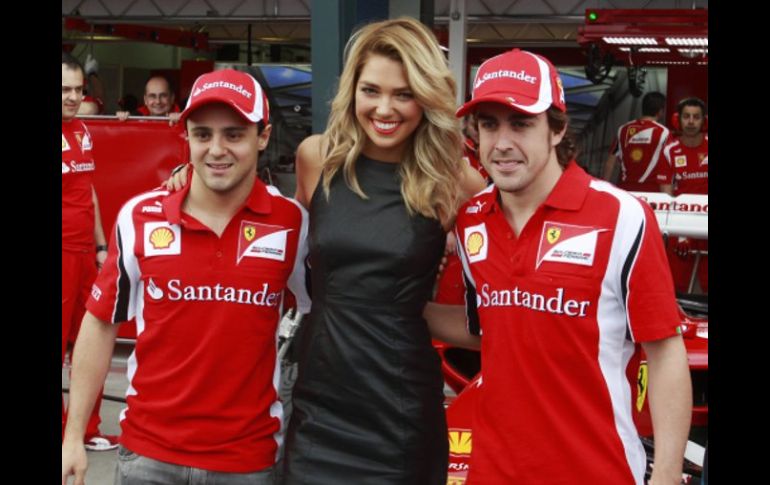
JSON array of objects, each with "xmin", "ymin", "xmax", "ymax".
[
  {"xmin": 448, "ymin": 429, "xmax": 472, "ymax": 456},
  {"xmin": 536, "ymin": 221, "xmax": 607, "ymax": 269},
  {"xmin": 144, "ymin": 222, "xmax": 181, "ymax": 257},
  {"xmin": 467, "ymin": 232, "xmax": 484, "ymax": 256},
  {"xmin": 150, "ymin": 227, "xmax": 175, "ymax": 249},
  {"xmin": 675, "ymin": 155, "xmax": 687, "ymax": 168},
  {"xmin": 636, "ymin": 362, "xmax": 648, "ymax": 412},
  {"xmin": 464, "ymin": 223, "xmax": 488, "ymax": 263},
  {"xmin": 237, "ymin": 220, "xmax": 292, "ymax": 263},
  {"xmin": 631, "ymin": 148, "xmax": 643, "ymax": 162}
]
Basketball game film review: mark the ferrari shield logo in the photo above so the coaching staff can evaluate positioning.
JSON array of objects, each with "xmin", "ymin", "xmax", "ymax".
[
  {"xmin": 546, "ymin": 227, "xmax": 561, "ymax": 244},
  {"xmin": 636, "ymin": 362, "xmax": 648, "ymax": 412},
  {"xmin": 244, "ymin": 224, "xmax": 256, "ymax": 241}
]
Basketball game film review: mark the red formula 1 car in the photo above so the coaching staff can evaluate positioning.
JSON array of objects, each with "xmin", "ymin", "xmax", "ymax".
[{"xmin": 437, "ymin": 192, "xmax": 708, "ymax": 484}]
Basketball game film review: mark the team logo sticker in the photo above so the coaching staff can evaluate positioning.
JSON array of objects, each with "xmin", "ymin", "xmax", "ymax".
[
  {"xmin": 465, "ymin": 200, "xmax": 486, "ymax": 214},
  {"xmin": 628, "ymin": 127, "xmax": 653, "ymax": 144},
  {"xmin": 463, "ymin": 223, "xmax": 488, "ymax": 263},
  {"xmin": 448, "ymin": 429, "xmax": 472, "ymax": 456},
  {"xmin": 675, "ymin": 155, "xmax": 687, "ymax": 168},
  {"xmin": 144, "ymin": 222, "xmax": 181, "ymax": 257},
  {"xmin": 237, "ymin": 220, "xmax": 292, "ymax": 264},
  {"xmin": 536, "ymin": 221, "xmax": 607, "ymax": 268},
  {"xmin": 62, "ymin": 134, "xmax": 70, "ymax": 152},
  {"xmin": 80, "ymin": 133, "xmax": 92, "ymax": 150},
  {"xmin": 636, "ymin": 362, "xmax": 648, "ymax": 412}
]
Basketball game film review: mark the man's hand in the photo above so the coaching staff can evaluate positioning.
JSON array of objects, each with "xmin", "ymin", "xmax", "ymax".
[
  {"xmin": 84, "ymin": 54, "xmax": 98, "ymax": 77},
  {"xmin": 62, "ymin": 440, "xmax": 88, "ymax": 485},
  {"xmin": 674, "ymin": 237, "xmax": 691, "ymax": 259},
  {"xmin": 115, "ymin": 111, "xmax": 130, "ymax": 121},
  {"xmin": 96, "ymin": 249, "xmax": 108, "ymax": 270},
  {"xmin": 168, "ymin": 112, "xmax": 182, "ymax": 126},
  {"xmin": 162, "ymin": 164, "xmax": 190, "ymax": 192}
]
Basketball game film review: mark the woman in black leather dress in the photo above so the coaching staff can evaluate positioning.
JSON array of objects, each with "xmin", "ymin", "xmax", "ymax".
[{"xmin": 282, "ymin": 17, "xmax": 484, "ymax": 484}]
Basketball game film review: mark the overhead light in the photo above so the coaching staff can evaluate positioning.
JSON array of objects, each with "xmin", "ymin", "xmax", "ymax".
[
  {"xmin": 647, "ymin": 60, "xmax": 692, "ymax": 66},
  {"xmin": 678, "ymin": 48, "xmax": 708, "ymax": 57},
  {"xmin": 639, "ymin": 47, "xmax": 670, "ymax": 53},
  {"xmin": 665, "ymin": 37, "xmax": 708, "ymax": 46},
  {"xmin": 619, "ymin": 47, "xmax": 631, "ymax": 52},
  {"xmin": 603, "ymin": 36, "xmax": 657, "ymax": 45}
]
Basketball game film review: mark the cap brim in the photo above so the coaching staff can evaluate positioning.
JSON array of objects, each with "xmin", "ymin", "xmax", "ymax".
[
  {"xmin": 179, "ymin": 98, "xmax": 259, "ymax": 125},
  {"xmin": 456, "ymin": 94, "xmax": 548, "ymax": 118}
]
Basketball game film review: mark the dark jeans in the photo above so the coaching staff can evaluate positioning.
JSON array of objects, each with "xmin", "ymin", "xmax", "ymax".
[{"xmin": 115, "ymin": 445, "xmax": 274, "ymax": 485}]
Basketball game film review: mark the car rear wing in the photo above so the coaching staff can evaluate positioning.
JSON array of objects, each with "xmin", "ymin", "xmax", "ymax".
[{"xmin": 630, "ymin": 192, "xmax": 708, "ymax": 240}]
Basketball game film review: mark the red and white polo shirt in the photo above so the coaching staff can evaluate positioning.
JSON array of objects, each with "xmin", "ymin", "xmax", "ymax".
[
  {"xmin": 87, "ymin": 177, "xmax": 310, "ymax": 473},
  {"xmin": 663, "ymin": 135, "xmax": 708, "ymax": 195},
  {"xmin": 62, "ymin": 118, "xmax": 96, "ymax": 252},
  {"xmin": 609, "ymin": 118, "xmax": 671, "ymax": 192},
  {"xmin": 456, "ymin": 162, "xmax": 680, "ymax": 485}
]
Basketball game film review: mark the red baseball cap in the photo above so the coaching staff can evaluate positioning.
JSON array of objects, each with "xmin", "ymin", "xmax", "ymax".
[
  {"xmin": 180, "ymin": 69, "xmax": 269, "ymax": 124},
  {"xmin": 456, "ymin": 49, "xmax": 566, "ymax": 117}
]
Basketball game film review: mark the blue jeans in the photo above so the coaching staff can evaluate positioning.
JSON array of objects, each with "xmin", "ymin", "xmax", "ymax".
[{"xmin": 115, "ymin": 445, "xmax": 275, "ymax": 485}]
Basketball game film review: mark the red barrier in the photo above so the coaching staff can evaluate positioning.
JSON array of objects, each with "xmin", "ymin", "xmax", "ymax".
[{"xmin": 86, "ymin": 118, "xmax": 189, "ymax": 338}]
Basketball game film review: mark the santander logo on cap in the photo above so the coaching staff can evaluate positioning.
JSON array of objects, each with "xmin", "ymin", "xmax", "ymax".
[
  {"xmin": 457, "ymin": 49, "xmax": 566, "ymax": 118},
  {"xmin": 182, "ymin": 69, "xmax": 269, "ymax": 124},
  {"xmin": 191, "ymin": 80, "xmax": 253, "ymax": 100}
]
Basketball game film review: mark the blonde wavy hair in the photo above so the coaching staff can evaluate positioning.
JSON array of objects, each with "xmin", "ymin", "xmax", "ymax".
[{"xmin": 321, "ymin": 17, "xmax": 463, "ymax": 227}]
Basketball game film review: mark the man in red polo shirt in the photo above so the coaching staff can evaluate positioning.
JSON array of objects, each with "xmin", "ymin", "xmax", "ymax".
[
  {"xmin": 662, "ymin": 97, "xmax": 709, "ymax": 293},
  {"xmin": 61, "ymin": 51, "xmax": 117, "ymax": 452},
  {"xmin": 603, "ymin": 91, "xmax": 672, "ymax": 194},
  {"xmin": 62, "ymin": 69, "xmax": 309, "ymax": 485},
  {"xmin": 427, "ymin": 49, "xmax": 691, "ymax": 485}
]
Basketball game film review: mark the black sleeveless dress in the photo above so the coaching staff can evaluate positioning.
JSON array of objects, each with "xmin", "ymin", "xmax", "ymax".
[{"xmin": 282, "ymin": 155, "xmax": 448, "ymax": 484}]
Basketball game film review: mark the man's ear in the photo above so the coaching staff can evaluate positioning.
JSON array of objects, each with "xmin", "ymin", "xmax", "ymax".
[
  {"xmin": 257, "ymin": 124, "xmax": 272, "ymax": 151},
  {"xmin": 551, "ymin": 123, "xmax": 567, "ymax": 148}
]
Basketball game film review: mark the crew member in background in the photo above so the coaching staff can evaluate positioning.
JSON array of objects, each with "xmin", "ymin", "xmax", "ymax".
[
  {"xmin": 117, "ymin": 74, "xmax": 182, "ymax": 124},
  {"xmin": 603, "ymin": 91, "xmax": 672, "ymax": 194},
  {"xmin": 61, "ymin": 51, "xmax": 117, "ymax": 452},
  {"xmin": 662, "ymin": 97, "xmax": 708, "ymax": 293}
]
